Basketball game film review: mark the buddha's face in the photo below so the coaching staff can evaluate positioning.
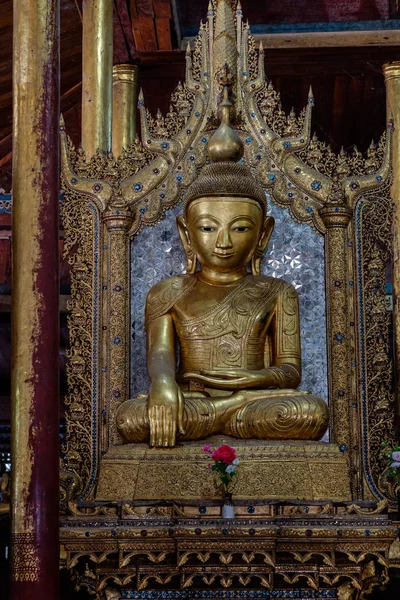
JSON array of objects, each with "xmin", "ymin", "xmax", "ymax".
[{"xmin": 183, "ymin": 197, "xmax": 272, "ymax": 273}]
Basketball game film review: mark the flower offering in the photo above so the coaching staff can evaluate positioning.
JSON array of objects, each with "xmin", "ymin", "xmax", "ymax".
[{"xmin": 203, "ymin": 443, "xmax": 240, "ymax": 494}]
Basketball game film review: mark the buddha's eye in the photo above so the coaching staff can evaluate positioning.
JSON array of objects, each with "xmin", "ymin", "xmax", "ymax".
[
  {"xmin": 233, "ymin": 226, "xmax": 251, "ymax": 232},
  {"xmin": 199, "ymin": 226, "xmax": 215, "ymax": 232}
]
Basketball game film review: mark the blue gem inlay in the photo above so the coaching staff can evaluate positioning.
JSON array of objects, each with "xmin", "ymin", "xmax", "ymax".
[{"xmin": 311, "ymin": 180, "xmax": 322, "ymax": 191}]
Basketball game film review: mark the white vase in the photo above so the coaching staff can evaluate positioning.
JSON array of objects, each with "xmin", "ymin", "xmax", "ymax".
[{"xmin": 222, "ymin": 503, "xmax": 235, "ymax": 519}]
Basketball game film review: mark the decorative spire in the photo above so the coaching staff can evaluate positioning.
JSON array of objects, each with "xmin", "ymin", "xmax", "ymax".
[
  {"xmin": 208, "ymin": 82, "xmax": 244, "ymax": 163},
  {"xmin": 213, "ymin": 0, "xmax": 237, "ymax": 94}
]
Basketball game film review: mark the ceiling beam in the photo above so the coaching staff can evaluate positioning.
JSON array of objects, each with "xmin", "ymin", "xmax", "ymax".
[{"xmin": 182, "ymin": 28, "xmax": 400, "ymax": 49}]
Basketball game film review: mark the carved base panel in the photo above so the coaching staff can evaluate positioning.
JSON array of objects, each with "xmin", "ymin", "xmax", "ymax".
[
  {"xmin": 96, "ymin": 439, "xmax": 351, "ymax": 502},
  {"xmin": 60, "ymin": 499, "xmax": 399, "ymax": 600}
]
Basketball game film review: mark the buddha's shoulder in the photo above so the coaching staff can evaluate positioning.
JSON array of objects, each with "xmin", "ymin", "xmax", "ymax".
[
  {"xmin": 145, "ymin": 275, "xmax": 196, "ymax": 322},
  {"xmin": 147, "ymin": 275, "xmax": 195, "ymax": 302},
  {"xmin": 251, "ymin": 275, "xmax": 296, "ymax": 295}
]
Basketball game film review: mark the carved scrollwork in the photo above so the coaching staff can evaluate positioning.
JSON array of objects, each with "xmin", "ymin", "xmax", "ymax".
[{"xmin": 356, "ymin": 188, "xmax": 396, "ymax": 503}]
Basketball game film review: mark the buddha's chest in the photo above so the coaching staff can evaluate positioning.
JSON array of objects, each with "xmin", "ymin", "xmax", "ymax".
[
  {"xmin": 173, "ymin": 280, "xmax": 239, "ymax": 320},
  {"xmin": 172, "ymin": 280, "xmax": 274, "ymax": 341}
]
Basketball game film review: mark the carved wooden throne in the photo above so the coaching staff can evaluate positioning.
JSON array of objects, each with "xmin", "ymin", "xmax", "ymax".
[{"xmin": 59, "ymin": 1, "xmax": 399, "ymax": 597}]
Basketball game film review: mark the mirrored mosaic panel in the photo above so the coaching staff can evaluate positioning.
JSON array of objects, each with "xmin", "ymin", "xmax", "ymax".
[{"xmin": 130, "ymin": 197, "xmax": 328, "ymax": 411}]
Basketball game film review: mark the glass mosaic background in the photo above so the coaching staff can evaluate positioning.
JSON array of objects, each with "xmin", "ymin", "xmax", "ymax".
[{"xmin": 130, "ymin": 196, "xmax": 328, "ymax": 413}]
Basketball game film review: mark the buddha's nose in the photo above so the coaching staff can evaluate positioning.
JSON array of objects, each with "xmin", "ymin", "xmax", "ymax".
[{"xmin": 216, "ymin": 227, "xmax": 233, "ymax": 249}]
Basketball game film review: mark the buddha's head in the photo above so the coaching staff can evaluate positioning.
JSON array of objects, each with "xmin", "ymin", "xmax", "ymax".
[{"xmin": 177, "ymin": 92, "xmax": 274, "ymax": 276}]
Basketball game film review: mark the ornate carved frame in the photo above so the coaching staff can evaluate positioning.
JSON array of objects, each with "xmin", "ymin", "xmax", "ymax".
[{"xmin": 59, "ymin": 0, "xmax": 395, "ymax": 507}]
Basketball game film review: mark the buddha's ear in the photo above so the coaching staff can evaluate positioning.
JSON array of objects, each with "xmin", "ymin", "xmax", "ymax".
[
  {"xmin": 177, "ymin": 214, "xmax": 197, "ymax": 274},
  {"xmin": 251, "ymin": 216, "xmax": 274, "ymax": 276}
]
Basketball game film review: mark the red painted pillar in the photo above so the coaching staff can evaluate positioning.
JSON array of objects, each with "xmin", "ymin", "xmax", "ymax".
[{"xmin": 10, "ymin": 0, "xmax": 60, "ymax": 596}]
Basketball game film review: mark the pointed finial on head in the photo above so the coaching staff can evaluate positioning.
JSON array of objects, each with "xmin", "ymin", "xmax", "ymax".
[
  {"xmin": 186, "ymin": 42, "xmax": 191, "ymax": 55},
  {"xmin": 237, "ymin": 0, "xmax": 242, "ymax": 9},
  {"xmin": 308, "ymin": 85, "xmax": 314, "ymax": 104},
  {"xmin": 138, "ymin": 88, "xmax": 144, "ymax": 103},
  {"xmin": 259, "ymin": 40, "xmax": 264, "ymax": 51},
  {"xmin": 59, "ymin": 113, "xmax": 65, "ymax": 128},
  {"xmin": 208, "ymin": 85, "xmax": 244, "ymax": 164}
]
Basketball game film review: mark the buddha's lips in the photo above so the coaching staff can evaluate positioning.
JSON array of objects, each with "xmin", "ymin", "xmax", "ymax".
[{"xmin": 213, "ymin": 251, "xmax": 235, "ymax": 258}]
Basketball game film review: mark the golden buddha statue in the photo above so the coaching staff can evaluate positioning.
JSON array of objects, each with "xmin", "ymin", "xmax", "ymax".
[{"xmin": 116, "ymin": 93, "xmax": 329, "ymax": 448}]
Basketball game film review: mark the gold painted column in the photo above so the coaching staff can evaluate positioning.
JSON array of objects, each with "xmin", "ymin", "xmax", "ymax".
[
  {"xmin": 11, "ymin": 0, "xmax": 60, "ymax": 594},
  {"xmin": 102, "ymin": 209, "xmax": 133, "ymax": 451},
  {"xmin": 320, "ymin": 206, "xmax": 354, "ymax": 489},
  {"xmin": 383, "ymin": 62, "xmax": 400, "ymax": 430},
  {"xmin": 81, "ymin": 0, "xmax": 113, "ymax": 157},
  {"xmin": 112, "ymin": 64, "xmax": 139, "ymax": 157}
]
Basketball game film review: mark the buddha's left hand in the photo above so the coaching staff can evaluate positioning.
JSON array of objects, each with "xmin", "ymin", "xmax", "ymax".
[{"xmin": 184, "ymin": 368, "xmax": 274, "ymax": 389}]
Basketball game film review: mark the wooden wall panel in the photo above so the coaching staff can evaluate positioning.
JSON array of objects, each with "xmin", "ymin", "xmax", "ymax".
[{"xmin": 179, "ymin": 0, "xmax": 391, "ymax": 27}]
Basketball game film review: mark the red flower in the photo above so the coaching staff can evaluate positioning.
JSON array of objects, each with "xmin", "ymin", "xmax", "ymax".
[{"xmin": 211, "ymin": 444, "xmax": 237, "ymax": 465}]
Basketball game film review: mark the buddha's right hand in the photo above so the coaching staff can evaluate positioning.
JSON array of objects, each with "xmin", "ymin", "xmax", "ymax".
[{"xmin": 148, "ymin": 377, "xmax": 186, "ymax": 447}]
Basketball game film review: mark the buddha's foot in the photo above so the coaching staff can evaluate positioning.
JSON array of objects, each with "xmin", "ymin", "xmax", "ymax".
[
  {"xmin": 116, "ymin": 392, "xmax": 329, "ymax": 443},
  {"xmin": 223, "ymin": 393, "xmax": 329, "ymax": 440}
]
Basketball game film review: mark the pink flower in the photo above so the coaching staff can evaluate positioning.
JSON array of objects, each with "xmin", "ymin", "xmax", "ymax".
[
  {"xmin": 392, "ymin": 451, "xmax": 400, "ymax": 462},
  {"xmin": 203, "ymin": 443, "xmax": 212, "ymax": 453},
  {"xmin": 211, "ymin": 444, "xmax": 237, "ymax": 465},
  {"xmin": 207, "ymin": 463, "xmax": 211, "ymax": 469}
]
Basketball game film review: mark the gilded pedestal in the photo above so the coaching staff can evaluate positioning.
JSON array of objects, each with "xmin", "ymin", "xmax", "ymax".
[{"xmin": 96, "ymin": 438, "xmax": 351, "ymax": 502}]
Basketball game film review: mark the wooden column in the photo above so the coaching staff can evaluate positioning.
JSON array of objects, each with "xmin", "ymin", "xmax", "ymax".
[
  {"xmin": 112, "ymin": 64, "xmax": 139, "ymax": 157},
  {"xmin": 384, "ymin": 62, "xmax": 400, "ymax": 431},
  {"xmin": 81, "ymin": 0, "xmax": 113, "ymax": 157},
  {"xmin": 319, "ymin": 206, "xmax": 354, "ymax": 491},
  {"xmin": 11, "ymin": 0, "xmax": 60, "ymax": 595}
]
